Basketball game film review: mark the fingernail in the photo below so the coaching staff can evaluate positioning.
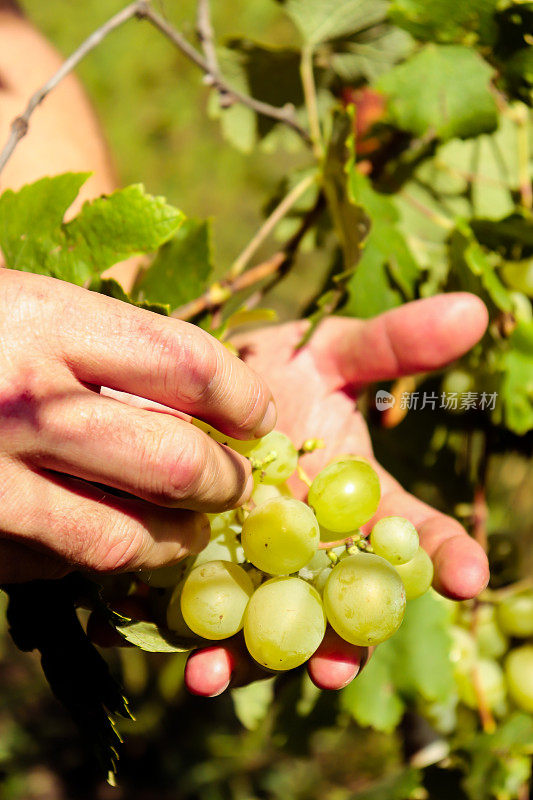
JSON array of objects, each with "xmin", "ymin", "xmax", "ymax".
[{"xmin": 254, "ymin": 400, "xmax": 277, "ymax": 438}]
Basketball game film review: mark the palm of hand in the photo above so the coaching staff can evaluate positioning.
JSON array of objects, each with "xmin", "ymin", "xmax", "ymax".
[
  {"xmin": 238, "ymin": 320, "xmax": 373, "ymax": 482},
  {"xmin": 236, "ymin": 296, "xmax": 490, "ymax": 601}
]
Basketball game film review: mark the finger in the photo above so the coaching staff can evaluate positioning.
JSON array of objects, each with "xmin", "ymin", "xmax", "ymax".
[
  {"xmin": 100, "ymin": 386, "xmax": 192, "ymax": 421},
  {"xmin": 184, "ymin": 644, "xmax": 238, "ymax": 697},
  {"xmin": 32, "ymin": 272, "xmax": 276, "ymax": 437},
  {"xmin": 33, "ymin": 388, "xmax": 253, "ymax": 511},
  {"xmin": 315, "ymin": 293, "xmax": 488, "ymax": 388},
  {"xmin": 363, "ymin": 466, "xmax": 489, "ymax": 600},
  {"xmin": 307, "ymin": 627, "xmax": 367, "ymax": 690},
  {"xmin": 0, "ymin": 457, "xmax": 211, "ymax": 581}
]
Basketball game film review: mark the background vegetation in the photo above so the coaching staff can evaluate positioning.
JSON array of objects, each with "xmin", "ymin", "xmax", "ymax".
[{"xmin": 0, "ymin": 0, "xmax": 531, "ymax": 798}]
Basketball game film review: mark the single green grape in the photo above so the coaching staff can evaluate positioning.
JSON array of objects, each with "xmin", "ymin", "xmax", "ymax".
[
  {"xmin": 476, "ymin": 605, "xmax": 508, "ymax": 660},
  {"xmin": 323, "ymin": 553, "xmax": 406, "ymax": 646},
  {"xmin": 501, "ymin": 261, "xmax": 533, "ymax": 298},
  {"xmin": 308, "ymin": 459, "xmax": 380, "ymax": 533},
  {"xmin": 192, "ymin": 418, "xmax": 256, "ymax": 455},
  {"xmin": 251, "ymin": 482, "xmax": 282, "ymax": 506},
  {"xmin": 370, "ymin": 516, "xmax": 419, "ymax": 565},
  {"xmin": 441, "ymin": 368, "xmax": 475, "ymax": 398},
  {"xmin": 318, "ymin": 524, "xmax": 358, "ymax": 543},
  {"xmin": 138, "ymin": 559, "xmax": 189, "ymax": 589},
  {"xmin": 497, "ymin": 592, "xmax": 533, "ymax": 637},
  {"xmin": 449, "ymin": 625, "xmax": 477, "ymax": 667},
  {"xmin": 192, "ymin": 526, "xmax": 244, "ymax": 567},
  {"xmin": 394, "ymin": 546, "xmax": 434, "ymax": 599},
  {"xmin": 314, "ymin": 567, "xmax": 332, "ymax": 595},
  {"xmin": 249, "ymin": 431, "xmax": 298, "ymax": 484},
  {"xmin": 180, "ymin": 560, "xmax": 254, "ymax": 640},
  {"xmin": 244, "ymin": 577, "xmax": 326, "ymax": 670},
  {"xmin": 208, "ymin": 509, "xmax": 237, "ymax": 536},
  {"xmin": 510, "ymin": 291, "xmax": 533, "ymax": 322},
  {"xmin": 455, "ymin": 658, "xmax": 507, "ymax": 713},
  {"xmin": 505, "ymin": 646, "xmax": 533, "ymax": 712},
  {"xmin": 241, "ymin": 497, "xmax": 319, "ymax": 575},
  {"xmin": 300, "ymin": 546, "xmax": 343, "ymax": 576}
]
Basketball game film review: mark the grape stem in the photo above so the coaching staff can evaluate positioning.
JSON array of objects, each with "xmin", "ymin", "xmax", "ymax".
[
  {"xmin": 296, "ymin": 464, "xmax": 313, "ymax": 488},
  {"xmin": 249, "ymin": 451, "xmax": 277, "ymax": 471},
  {"xmin": 318, "ymin": 532, "xmax": 370, "ymax": 551}
]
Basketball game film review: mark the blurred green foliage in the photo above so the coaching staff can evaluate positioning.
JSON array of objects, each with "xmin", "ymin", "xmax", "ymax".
[{"xmin": 0, "ymin": 0, "xmax": 532, "ymax": 797}]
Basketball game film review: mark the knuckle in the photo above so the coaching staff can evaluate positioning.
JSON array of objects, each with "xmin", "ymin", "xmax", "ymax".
[
  {"xmin": 83, "ymin": 517, "xmax": 148, "ymax": 573},
  {"xmin": 148, "ymin": 323, "xmax": 219, "ymax": 405},
  {"xmin": 149, "ymin": 432, "xmax": 209, "ymax": 504},
  {"xmin": 57, "ymin": 503, "xmax": 146, "ymax": 573}
]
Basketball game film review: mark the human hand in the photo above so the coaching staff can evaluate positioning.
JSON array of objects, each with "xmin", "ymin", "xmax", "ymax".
[
  {"xmin": 185, "ymin": 292, "xmax": 490, "ymax": 695},
  {"xmin": 0, "ymin": 269, "xmax": 275, "ymax": 582}
]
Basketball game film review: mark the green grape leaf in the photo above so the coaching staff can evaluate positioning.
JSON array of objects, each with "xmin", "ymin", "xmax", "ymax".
[
  {"xmin": 330, "ymin": 27, "xmax": 414, "ymax": 83},
  {"xmin": 378, "ymin": 44, "xmax": 498, "ymax": 141},
  {"xmin": 207, "ymin": 48, "xmax": 257, "ymax": 153},
  {"xmin": 471, "ymin": 214, "xmax": 533, "ymax": 258},
  {"xmin": 389, "ymin": 0, "xmax": 499, "ymax": 46},
  {"xmin": 3, "ymin": 575, "xmax": 131, "ymax": 781},
  {"xmin": 231, "ymin": 677, "xmax": 276, "ymax": 730},
  {"xmin": 301, "ymin": 110, "xmax": 370, "ymax": 343},
  {"xmin": 227, "ymin": 42, "xmax": 304, "ymax": 142},
  {"xmin": 343, "ymin": 170, "xmax": 419, "ymax": 318},
  {"xmin": 494, "ymin": 4, "xmax": 533, "ymax": 105},
  {"xmin": 134, "ymin": 218, "xmax": 214, "ymax": 311},
  {"xmin": 341, "ymin": 592, "xmax": 453, "ymax": 732},
  {"xmin": 341, "ymin": 646, "xmax": 405, "ymax": 732},
  {"xmin": 385, "ymin": 592, "xmax": 454, "ymax": 702},
  {"xmin": 350, "ymin": 768, "xmax": 423, "ymax": 800},
  {"xmin": 112, "ymin": 618, "xmax": 198, "ymax": 653},
  {"xmin": 448, "ymin": 221, "xmax": 514, "ymax": 312},
  {"xmin": 323, "ymin": 109, "xmax": 370, "ymax": 274},
  {"xmin": 89, "ymin": 277, "xmax": 171, "ymax": 316},
  {"xmin": 426, "ymin": 113, "xmax": 520, "ymax": 222},
  {"xmin": 217, "ymin": 307, "xmax": 278, "ymax": 340},
  {"xmin": 500, "ymin": 319, "xmax": 533, "ymax": 434},
  {"xmin": 0, "ymin": 172, "xmax": 89, "ymax": 275},
  {"xmin": 0, "ymin": 174, "xmax": 184, "ymax": 285},
  {"xmin": 280, "ymin": 0, "xmax": 387, "ymax": 46},
  {"xmin": 460, "ymin": 713, "xmax": 533, "ymax": 800}
]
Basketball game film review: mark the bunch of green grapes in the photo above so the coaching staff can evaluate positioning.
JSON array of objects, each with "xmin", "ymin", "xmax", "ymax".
[
  {"xmin": 130, "ymin": 426, "xmax": 440, "ymax": 696},
  {"xmin": 444, "ymin": 586, "xmax": 533, "ymax": 719}
]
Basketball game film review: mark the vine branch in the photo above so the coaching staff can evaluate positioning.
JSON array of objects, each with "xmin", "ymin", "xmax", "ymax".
[
  {"xmin": 229, "ymin": 172, "xmax": 315, "ymax": 280},
  {"xmin": 300, "ymin": 45, "xmax": 323, "ymax": 160},
  {"xmin": 196, "ymin": 0, "xmax": 220, "ymax": 86},
  {"xmin": 173, "ymin": 191, "xmax": 323, "ymax": 321},
  {"xmin": 143, "ymin": 5, "xmax": 308, "ymax": 140},
  {"xmin": 0, "ymin": 0, "xmax": 145, "ymax": 174},
  {"xmin": 0, "ymin": 0, "xmax": 309, "ymax": 176}
]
